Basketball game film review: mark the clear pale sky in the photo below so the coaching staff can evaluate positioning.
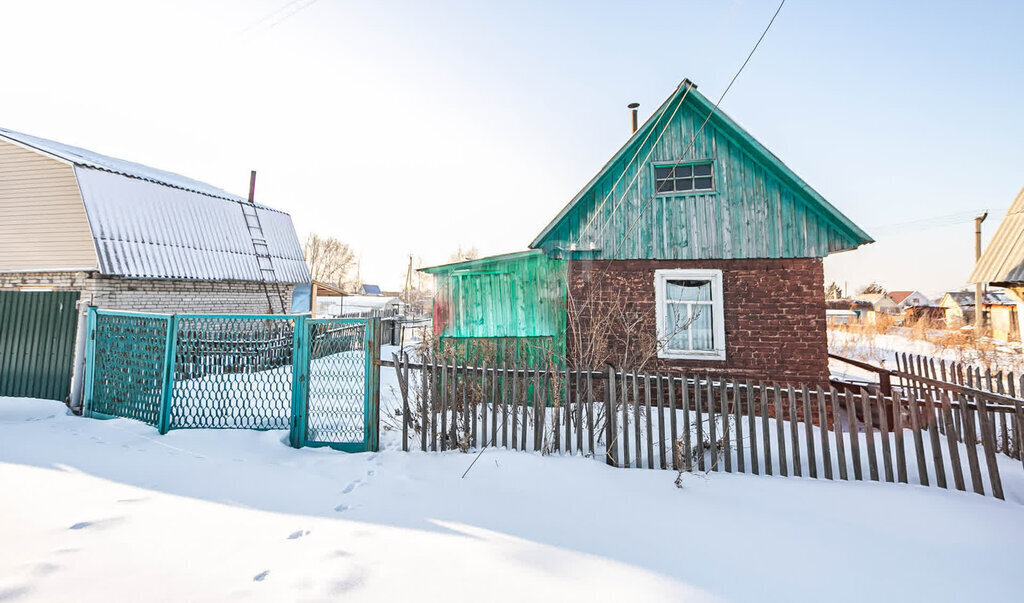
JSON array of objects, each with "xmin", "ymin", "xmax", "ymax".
[{"xmin": 2, "ymin": 1, "xmax": 1022, "ymax": 294}]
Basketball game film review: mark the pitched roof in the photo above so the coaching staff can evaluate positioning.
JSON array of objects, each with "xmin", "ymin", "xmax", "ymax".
[
  {"xmin": 969, "ymin": 185, "xmax": 1024, "ymax": 284},
  {"xmin": 0, "ymin": 127, "xmax": 309, "ymax": 284},
  {"xmin": 887, "ymin": 291, "xmax": 913, "ymax": 305},
  {"xmin": 529, "ymin": 79, "xmax": 872, "ymax": 254}
]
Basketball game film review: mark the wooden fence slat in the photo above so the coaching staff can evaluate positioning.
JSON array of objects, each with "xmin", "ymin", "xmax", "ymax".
[
  {"xmin": 533, "ymin": 369, "xmax": 543, "ymax": 452},
  {"xmin": 696, "ymin": 377, "xmax": 705, "ymax": 472},
  {"xmin": 844, "ymin": 388, "xmax": 862, "ymax": 480},
  {"xmin": 817, "ymin": 387, "xmax": 832, "ymax": 480},
  {"xmin": 451, "ymin": 363, "xmax": 459, "ymax": 449},
  {"xmin": 961, "ymin": 391, "xmax": 985, "ymax": 495},
  {"xmin": 421, "ymin": 357, "xmax": 429, "ymax": 452},
  {"xmin": 574, "ymin": 368, "xmax": 582, "ymax": 454},
  {"xmin": 501, "ymin": 366, "xmax": 510, "ymax": 449},
  {"xmin": 682, "ymin": 375, "xmax": 692, "ymax": 471},
  {"xmin": 564, "ymin": 368, "xmax": 571, "ymax": 454},
  {"xmin": 633, "ymin": 374, "xmax": 642, "ymax": 467},
  {"xmin": 788, "ymin": 386, "xmax": 801, "ymax": 477},
  {"xmin": 644, "ymin": 376, "xmax": 655, "ymax": 470},
  {"xmin": 708, "ymin": 378, "xmax": 717, "ymax": 472},
  {"xmin": 861, "ymin": 392, "xmax": 879, "ymax": 481},
  {"xmin": 658, "ymin": 374, "xmax": 668, "ymax": 470},
  {"xmin": 802, "ymin": 385, "xmax": 816, "ymax": 479},
  {"xmin": 762, "ymin": 382, "xmax": 772, "ymax": 476},
  {"xmin": 510, "ymin": 363, "xmax": 519, "ymax": 451},
  {"xmin": 723, "ymin": 380, "xmax": 732, "ymax": 473},
  {"xmin": 940, "ymin": 392, "xmax": 965, "ymax": 491},
  {"xmin": 464, "ymin": 364, "xmax": 472, "ymax": 449},
  {"xmin": 669, "ymin": 374, "xmax": 679, "ymax": 471},
  {"xmin": 552, "ymin": 368, "xmax": 560, "ymax": 453},
  {"xmin": 832, "ymin": 389, "xmax": 848, "ymax": 481},
  {"xmin": 975, "ymin": 397, "xmax": 1004, "ymax": 500},
  {"xmin": 439, "ymin": 361, "xmax": 448, "ymax": 452},
  {"xmin": 480, "ymin": 362, "xmax": 488, "ymax": 449},
  {"xmin": 876, "ymin": 391, "xmax": 894, "ymax": 483},
  {"xmin": 1015, "ymin": 397, "xmax": 1024, "ymax": 470},
  {"xmin": 735, "ymin": 379, "xmax": 745, "ymax": 474},
  {"xmin": 926, "ymin": 387, "xmax": 947, "ymax": 489},
  {"xmin": 908, "ymin": 391, "xmax": 929, "ymax": 487},
  {"xmin": 520, "ymin": 367, "xmax": 529, "ymax": 452},
  {"xmin": 747, "ymin": 380, "xmax": 758, "ymax": 475},
  {"xmin": 621, "ymin": 369, "xmax": 631, "ymax": 468},
  {"xmin": 605, "ymin": 366, "xmax": 617, "ymax": 466},
  {"xmin": 774, "ymin": 384, "xmax": 787, "ymax": 476},
  {"xmin": 586, "ymin": 370, "xmax": 595, "ymax": 456}
]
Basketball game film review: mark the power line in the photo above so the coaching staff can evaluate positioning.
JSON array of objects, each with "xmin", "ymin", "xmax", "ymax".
[{"xmin": 240, "ymin": 0, "xmax": 321, "ymax": 35}]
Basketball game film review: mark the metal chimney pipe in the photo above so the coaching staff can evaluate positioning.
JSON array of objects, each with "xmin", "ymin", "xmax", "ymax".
[
  {"xmin": 628, "ymin": 103, "xmax": 640, "ymax": 134},
  {"xmin": 248, "ymin": 170, "xmax": 257, "ymax": 204}
]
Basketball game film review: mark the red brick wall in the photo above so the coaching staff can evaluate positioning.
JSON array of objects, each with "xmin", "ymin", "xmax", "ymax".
[{"xmin": 566, "ymin": 258, "xmax": 829, "ymax": 384}]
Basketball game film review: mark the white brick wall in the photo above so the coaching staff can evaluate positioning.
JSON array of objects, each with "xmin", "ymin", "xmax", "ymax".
[{"xmin": 0, "ymin": 272, "xmax": 297, "ymax": 314}]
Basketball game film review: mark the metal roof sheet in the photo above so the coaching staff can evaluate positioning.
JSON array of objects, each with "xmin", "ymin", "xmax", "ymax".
[
  {"xmin": 969, "ymin": 186, "xmax": 1024, "ymax": 284},
  {"xmin": 75, "ymin": 166, "xmax": 309, "ymax": 283}
]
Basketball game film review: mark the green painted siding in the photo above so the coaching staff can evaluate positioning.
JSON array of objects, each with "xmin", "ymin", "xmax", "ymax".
[
  {"xmin": 0, "ymin": 290, "xmax": 80, "ymax": 400},
  {"xmin": 424, "ymin": 250, "xmax": 567, "ymax": 359},
  {"xmin": 533, "ymin": 84, "xmax": 871, "ymax": 260}
]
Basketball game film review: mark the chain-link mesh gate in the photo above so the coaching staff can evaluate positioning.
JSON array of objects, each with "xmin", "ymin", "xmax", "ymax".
[
  {"xmin": 290, "ymin": 318, "xmax": 380, "ymax": 452},
  {"xmin": 83, "ymin": 310, "xmax": 379, "ymax": 452}
]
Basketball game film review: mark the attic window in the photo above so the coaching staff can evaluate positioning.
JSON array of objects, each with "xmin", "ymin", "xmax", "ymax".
[{"xmin": 654, "ymin": 162, "xmax": 714, "ymax": 194}]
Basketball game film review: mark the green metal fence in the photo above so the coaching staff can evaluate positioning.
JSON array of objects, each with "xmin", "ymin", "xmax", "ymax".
[
  {"xmin": 82, "ymin": 309, "xmax": 380, "ymax": 451},
  {"xmin": 0, "ymin": 290, "xmax": 80, "ymax": 401}
]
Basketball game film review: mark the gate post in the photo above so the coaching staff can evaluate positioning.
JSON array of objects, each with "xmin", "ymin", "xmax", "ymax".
[
  {"xmin": 81, "ymin": 306, "xmax": 98, "ymax": 418},
  {"xmin": 289, "ymin": 315, "xmax": 308, "ymax": 449},
  {"xmin": 367, "ymin": 317, "xmax": 382, "ymax": 452},
  {"xmin": 157, "ymin": 315, "xmax": 178, "ymax": 435}
]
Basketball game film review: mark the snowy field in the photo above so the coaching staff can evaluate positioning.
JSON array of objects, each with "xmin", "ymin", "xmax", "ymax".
[{"xmin": 2, "ymin": 361, "xmax": 1024, "ymax": 601}]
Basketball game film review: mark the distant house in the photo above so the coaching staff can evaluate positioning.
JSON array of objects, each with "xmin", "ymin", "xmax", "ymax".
[
  {"xmin": 825, "ymin": 299, "xmax": 873, "ymax": 325},
  {"xmin": 424, "ymin": 79, "xmax": 872, "ymax": 383},
  {"xmin": 852, "ymin": 293, "xmax": 898, "ymax": 314},
  {"xmin": 939, "ymin": 290, "xmax": 1017, "ymax": 336},
  {"xmin": 0, "ymin": 127, "xmax": 309, "ymax": 313},
  {"xmin": 888, "ymin": 290, "xmax": 931, "ymax": 310},
  {"xmin": 359, "ymin": 284, "xmax": 383, "ymax": 296}
]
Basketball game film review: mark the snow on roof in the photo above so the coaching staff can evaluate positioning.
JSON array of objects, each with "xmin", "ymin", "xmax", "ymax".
[
  {"xmin": 970, "ymin": 185, "xmax": 1024, "ymax": 284},
  {"xmin": 339, "ymin": 295, "xmax": 402, "ymax": 315},
  {"xmin": 942, "ymin": 290, "xmax": 1015, "ymax": 308},
  {"xmin": 0, "ymin": 127, "xmax": 309, "ymax": 284}
]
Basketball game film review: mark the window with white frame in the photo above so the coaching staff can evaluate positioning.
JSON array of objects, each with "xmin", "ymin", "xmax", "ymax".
[
  {"xmin": 654, "ymin": 269, "xmax": 725, "ymax": 360},
  {"xmin": 654, "ymin": 161, "xmax": 714, "ymax": 195}
]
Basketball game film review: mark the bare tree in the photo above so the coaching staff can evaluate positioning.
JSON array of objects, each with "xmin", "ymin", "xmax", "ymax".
[
  {"xmin": 859, "ymin": 281, "xmax": 887, "ymax": 295},
  {"xmin": 825, "ymin": 281, "xmax": 843, "ymax": 300},
  {"xmin": 447, "ymin": 245, "xmax": 480, "ymax": 263},
  {"xmin": 303, "ymin": 233, "xmax": 357, "ymax": 289}
]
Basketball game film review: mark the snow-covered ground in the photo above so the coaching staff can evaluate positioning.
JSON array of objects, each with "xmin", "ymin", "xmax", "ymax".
[
  {"xmin": 829, "ymin": 327, "xmax": 1024, "ymax": 382},
  {"xmin": 2, "ymin": 359, "xmax": 1023, "ymax": 601}
]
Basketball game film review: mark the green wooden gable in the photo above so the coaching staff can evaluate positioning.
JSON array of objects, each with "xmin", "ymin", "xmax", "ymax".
[{"xmin": 531, "ymin": 80, "xmax": 873, "ymax": 260}]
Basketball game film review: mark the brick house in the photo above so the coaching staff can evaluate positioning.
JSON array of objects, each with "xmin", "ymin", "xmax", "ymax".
[
  {"xmin": 425, "ymin": 79, "xmax": 871, "ymax": 383},
  {"xmin": 0, "ymin": 127, "xmax": 309, "ymax": 313}
]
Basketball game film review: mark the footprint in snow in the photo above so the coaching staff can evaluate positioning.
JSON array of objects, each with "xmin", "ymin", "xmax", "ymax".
[
  {"xmin": 253, "ymin": 570, "xmax": 270, "ymax": 582},
  {"xmin": 69, "ymin": 517, "xmax": 124, "ymax": 531},
  {"xmin": 333, "ymin": 504, "xmax": 349, "ymax": 513},
  {"xmin": 287, "ymin": 530, "xmax": 310, "ymax": 540},
  {"xmin": 366, "ymin": 470, "xmax": 375, "ymax": 478},
  {"xmin": 69, "ymin": 522, "xmax": 92, "ymax": 530},
  {"xmin": 341, "ymin": 480, "xmax": 360, "ymax": 495}
]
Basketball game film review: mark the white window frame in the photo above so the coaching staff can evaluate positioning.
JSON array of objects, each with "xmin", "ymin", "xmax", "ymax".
[{"xmin": 654, "ymin": 268, "xmax": 726, "ymax": 360}]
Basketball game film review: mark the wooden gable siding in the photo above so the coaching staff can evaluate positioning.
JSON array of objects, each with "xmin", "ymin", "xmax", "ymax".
[
  {"xmin": 535, "ymin": 97, "xmax": 858, "ymax": 261},
  {"xmin": 429, "ymin": 251, "xmax": 567, "ymax": 341},
  {"xmin": 0, "ymin": 139, "xmax": 97, "ymax": 271}
]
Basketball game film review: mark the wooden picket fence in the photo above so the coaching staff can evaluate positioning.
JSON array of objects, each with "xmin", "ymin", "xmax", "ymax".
[{"xmin": 390, "ymin": 354, "xmax": 1022, "ymax": 501}]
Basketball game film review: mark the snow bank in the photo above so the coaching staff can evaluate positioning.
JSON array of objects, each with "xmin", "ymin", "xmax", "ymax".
[{"xmin": 1, "ymin": 363, "xmax": 1023, "ymax": 601}]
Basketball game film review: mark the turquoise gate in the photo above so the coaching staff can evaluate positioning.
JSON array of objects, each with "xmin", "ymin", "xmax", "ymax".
[{"xmin": 82, "ymin": 309, "xmax": 380, "ymax": 452}]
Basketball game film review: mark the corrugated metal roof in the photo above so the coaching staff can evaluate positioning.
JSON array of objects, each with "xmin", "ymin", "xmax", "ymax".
[
  {"xmin": 75, "ymin": 168, "xmax": 309, "ymax": 283},
  {"xmin": 0, "ymin": 127, "xmax": 262, "ymax": 205},
  {"xmin": 969, "ymin": 186, "xmax": 1024, "ymax": 284},
  {"xmin": 0, "ymin": 126, "xmax": 310, "ymax": 283}
]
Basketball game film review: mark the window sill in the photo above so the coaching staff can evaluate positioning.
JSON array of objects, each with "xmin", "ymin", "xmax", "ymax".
[
  {"xmin": 654, "ymin": 191, "xmax": 717, "ymax": 198},
  {"xmin": 657, "ymin": 349, "xmax": 727, "ymax": 361}
]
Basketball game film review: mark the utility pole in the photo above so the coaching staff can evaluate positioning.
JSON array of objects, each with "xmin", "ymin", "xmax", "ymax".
[
  {"xmin": 404, "ymin": 254, "xmax": 413, "ymax": 305},
  {"xmin": 974, "ymin": 212, "xmax": 988, "ymax": 332}
]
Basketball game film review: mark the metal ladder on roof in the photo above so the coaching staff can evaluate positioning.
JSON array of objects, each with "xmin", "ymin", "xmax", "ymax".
[{"xmin": 241, "ymin": 202, "xmax": 289, "ymax": 314}]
